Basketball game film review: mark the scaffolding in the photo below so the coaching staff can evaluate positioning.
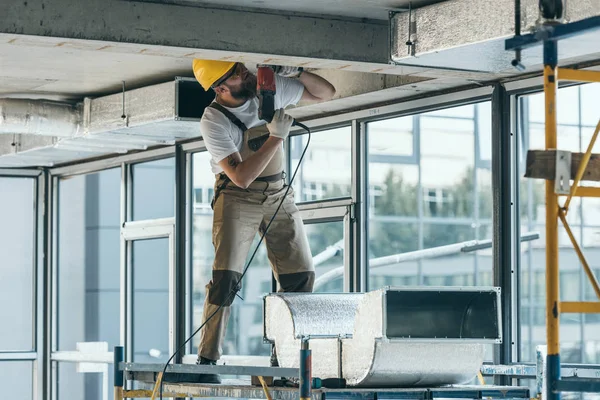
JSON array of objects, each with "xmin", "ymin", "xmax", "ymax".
[{"xmin": 506, "ymin": 11, "xmax": 600, "ymax": 400}]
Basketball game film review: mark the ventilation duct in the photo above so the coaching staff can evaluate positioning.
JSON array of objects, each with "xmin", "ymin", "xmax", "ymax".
[
  {"xmin": 0, "ymin": 99, "xmax": 81, "ymax": 137},
  {"xmin": 0, "ymin": 78, "xmax": 215, "ymax": 167},
  {"xmin": 390, "ymin": 0, "xmax": 600, "ymax": 73},
  {"xmin": 265, "ymin": 287, "xmax": 501, "ymax": 387}
]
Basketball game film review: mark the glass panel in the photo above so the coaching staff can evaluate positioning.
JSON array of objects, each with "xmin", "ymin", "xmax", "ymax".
[
  {"xmin": 424, "ymin": 223, "xmax": 475, "ymax": 248},
  {"xmin": 580, "ymin": 83, "xmax": 600, "ymax": 127},
  {"xmin": 291, "ymin": 126, "xmax": 352, "ymax": 202},
  {"xmin": 527, "ymin": 123, "xmax": 581, "ymax": 152},
  {"xmin": 477, "ymin": 168, "xmax": 493, "ymax": 218},
  {"xmin": 518, "ymin": 88, "xmax": 596, "ymax": 363},
  {"xmin": 55, "ymin": 361, "xmax": 113, "ymax": 400},
  {"xmin": 368, "ymin": 116, "xmax": 413, "ymax": 157},
  {"xmin": 131, "ymin": 157, "xmax": 175, "ymax": 221},
  {"xmin": 582, "ymin": 124, "xmax": 600, "ymax": 154},
  {"xmin": 0, "ymin": 178, "xmax": 34, "ymax": 351},
  {"xmin": 0, "ymin": 361, "xmax": 33, "ymax": 400},
  {"xmin": 477, "ymin": 102, "xmax": 492, "ymax": 163},
  {"xmin": 307, "ymin": 221, "xmax": 344, "ymax": 293},
  {"xmin": 528, "ymin": 85, "xmax": 580, "ymax": 125},
  {"xmin": 368, "ymin": 102, "xmax": 491, "ymax": 291},
  {"xmin": 369, "ymin": 164, "xmax": 419, "ymax": 217},
  {"xmin": 421, "ymin": 116, "xmax": 475, "ymax": 219},
  {"xmin": 132, "ymin": 238, "xmax": 169, "ymax": 363},
  {"xmin": 57, "ymin": 170, "xmax": 120, "ymax": 351}
]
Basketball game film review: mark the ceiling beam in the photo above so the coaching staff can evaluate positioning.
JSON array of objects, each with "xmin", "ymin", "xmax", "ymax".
[{"xmin": 1, "ymin": 0, "xmax": 392, "ymax": 71}]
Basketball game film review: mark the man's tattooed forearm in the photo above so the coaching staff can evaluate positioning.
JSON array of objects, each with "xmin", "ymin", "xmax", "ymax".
[{"xmin": 227, "ymin": 156, "xmax": 239, "ymax": 167}]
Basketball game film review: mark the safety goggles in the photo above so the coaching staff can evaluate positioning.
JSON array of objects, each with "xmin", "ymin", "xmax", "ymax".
[{"xmin": 212, "ymin": 63, "xmax": 245, "ymax": 88}]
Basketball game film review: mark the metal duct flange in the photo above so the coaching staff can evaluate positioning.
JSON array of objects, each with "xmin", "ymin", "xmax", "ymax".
[
  {"xmin": 264, "ymin": 293, "xmax": 364, "ymax": 380},
  {"xmin": 0, "ymin": 98, "xmax": 81, "ymax": 137}
]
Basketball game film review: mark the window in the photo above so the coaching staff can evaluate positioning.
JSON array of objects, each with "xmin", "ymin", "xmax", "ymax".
[
  {"xmin": 194, "ymin": 188, "xmax": 203, "ymax": 204},
  {"xmin": 0, "ymin": 362, "xmax": 33, "ymax": 400},
  {"xmin": 291, "ymin": 126, "xmax": 352, "ymax": 202},
  {"xmin": 518, "ymin": 83, "xmax": 600, "ymax": 363},
  {"xmin": 132, "ymin": 238, "xmax": 170, "ymax": 363},
  {"xmin": 367, "ymin": 102, "xmax": 492, "ymax": 290},
  {"xmin": 0, "ymin": 177, "xmax": 36, "ymax": 400},
  {"xmin": 55, "ymin": 169, "xmax": 121, "ymax": 400},
  {"xmin": 0, "ymin": 177, "xmax": 35, "ymax": 351},
  {"xmin": 306, "ymin": 221, "xmax": 344, "ymax": 293},
  {"xmin": 131, "ymin": 157, "xmax": 175, "ymax": 221}
]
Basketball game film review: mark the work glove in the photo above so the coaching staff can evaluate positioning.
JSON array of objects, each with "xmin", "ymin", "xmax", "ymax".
[
  {"xmin": 271, "ymin": 65, "xmax": 304, "ymax": 78},
  {"xmin": 267, "ymin": 109, "xmax": 294, "ymax": 140}
]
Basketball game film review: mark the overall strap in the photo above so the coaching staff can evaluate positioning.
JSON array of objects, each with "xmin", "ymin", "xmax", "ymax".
[{"xmin": 208, "ymin": 102, "xmax": 249, "ymax": 133}]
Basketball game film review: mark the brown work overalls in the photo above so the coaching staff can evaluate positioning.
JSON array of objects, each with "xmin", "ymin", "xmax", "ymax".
[{"xmin": 198, "ymin": 102, "xmax": 315, "ymax": 361}]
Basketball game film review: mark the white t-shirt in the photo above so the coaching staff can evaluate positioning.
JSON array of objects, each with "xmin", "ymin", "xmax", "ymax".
[{"xmin": 200, "ymin": 75, "xmax": 304, "ymax": 174}]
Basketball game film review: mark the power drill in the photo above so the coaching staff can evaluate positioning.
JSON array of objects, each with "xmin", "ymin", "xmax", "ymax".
[{"xmin": 257, "ymin": 65, "xmax": 277, "ymax": 123}]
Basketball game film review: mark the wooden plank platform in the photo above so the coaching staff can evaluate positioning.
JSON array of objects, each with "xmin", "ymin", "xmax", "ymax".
[{"xmin": 525, "ymin": 150, "xmax": 600, "ymax": 182}]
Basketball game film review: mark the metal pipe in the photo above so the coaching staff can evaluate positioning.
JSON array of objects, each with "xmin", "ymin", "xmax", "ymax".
[
  {"xmin": 543, "ymin": 39, "xmax": 561, "ymax": 400},
  {"xmin": 313, "ymin": 233, "xmax": 539, "ymax": 291},
  {"xmin": 312, "ymin": 239, "xmax": 344, "ymax": 267},
  {"xmin": 114, "ymin": 346, "xmax": 124, "ymax": 400},
  {"xmin": 299, "ymin": 338, "xmax": 311, "ymax": 400}
]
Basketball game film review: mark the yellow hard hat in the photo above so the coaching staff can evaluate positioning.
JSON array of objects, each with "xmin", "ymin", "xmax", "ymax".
[{"xmin": 192, "ymin": 59, "xmax": 236, "ymax": 91}]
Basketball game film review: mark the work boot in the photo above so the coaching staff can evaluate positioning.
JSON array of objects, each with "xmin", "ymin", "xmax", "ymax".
[{"xmin": 162, "ymin": 356, "xmax": 221, "ymax": 384}]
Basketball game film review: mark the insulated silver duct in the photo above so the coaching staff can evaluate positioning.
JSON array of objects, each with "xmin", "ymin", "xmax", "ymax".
[
  {"xmin": 0, "ymin": 98, "xmax": 81, "ymax": 137},
  {"xmin": 265, "ymin": 287, "xmax": 501, "ymax": 387}
]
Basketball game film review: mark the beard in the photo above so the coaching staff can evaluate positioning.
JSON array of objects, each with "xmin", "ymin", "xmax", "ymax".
[{"xmin": 226, "ymin": 73, "xmax": 257, "ymax": 100}]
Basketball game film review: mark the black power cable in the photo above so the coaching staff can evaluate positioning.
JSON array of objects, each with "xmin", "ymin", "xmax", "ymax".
[{"xmin": 159, "ymin": 120, "xmax": 312, "ymax": 399}]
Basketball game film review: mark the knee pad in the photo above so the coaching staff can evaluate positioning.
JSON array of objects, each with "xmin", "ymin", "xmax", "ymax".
[
  {"xmin": 207, "ymin": 270, "xmax": 243, "ymax": 306},
  {"xmin": 279, "ymin": 271, "xmax": 315, "ymax": 293}
]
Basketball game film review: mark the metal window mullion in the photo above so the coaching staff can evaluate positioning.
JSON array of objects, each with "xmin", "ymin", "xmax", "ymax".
[
  {"xmin": 125, "ymin": 164, "xmax": 133, "ymax": 365},
  {"xmin": 492, "ymin": 84, "xmax": 513, "ymax": 384},
  {"xmin": 168, "ymin": 228, "xmax": 176, "ymax": 359},
  {"xmin": 343, "ymin": 211, "xmax": 352, "ymax": 293},
  {"xmin": 522, "ymin": 96, "xmax": 535, "ymax": 362},
  {"xmin": 577, "ymin": 85, "xmax": 585, "ymax": 364},
  {"xmin": 185, "ymin": 152, "xmax": 193, "ymax": 355},
  {"xmin": 36, "ymin": 171, "xmax": 48, "ymax": 400},
  {"xmin": 0, "ymin": 352, "xmax": 38, "ymax": 361},
  {"xmin": 473, "ymin": 105, "xmax": 480, "ymax": 286},
  {"xmin": 174, "ymin": 145, "xmax": 186, "ymax": 363},
  {"xmin": 351, "ymin": 120, "xmax": 367, "ymax": 293},
  {"xmin": 0, "ymin": 168, "xmax": 42, "ymax": 177},
  {"xmin": 49, "ymin": 174, "xmax": 58, "ymax": 400},
  {"xmin": 299, "ymin": 205, "xmax": 347, "ymax": 223},
  {"xmin": 49, "ymin": 147, "xmax": 175, "ymax": 178},
  {"xmin": 510, "ymin": 94, "xmax": 522, "ymax": 366},
  {"xmin": 415, "ymin": 114, "xmax": 424, "ymax": 285}
]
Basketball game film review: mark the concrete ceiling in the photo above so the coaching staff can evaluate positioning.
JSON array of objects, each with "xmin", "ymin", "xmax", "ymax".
[
  {"xmin": 0, "ymin": 0, "xmax": 454, "ymax": 103},
  {"xmin": 0, "ymin": 35, "xmax": 194, "ymax": 102},
  {"xmin": 139, "ymin": 0, "xmax": 445, "ymax": 21},
  {"xmin": 1, "ymin": 0, "xmax": 599, "ymax": 168}
]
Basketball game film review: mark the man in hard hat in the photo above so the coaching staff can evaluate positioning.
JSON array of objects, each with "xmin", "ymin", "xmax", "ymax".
[{"xmin": 173, "ymin": 60, "xmax": 335, "ymax": 384}]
